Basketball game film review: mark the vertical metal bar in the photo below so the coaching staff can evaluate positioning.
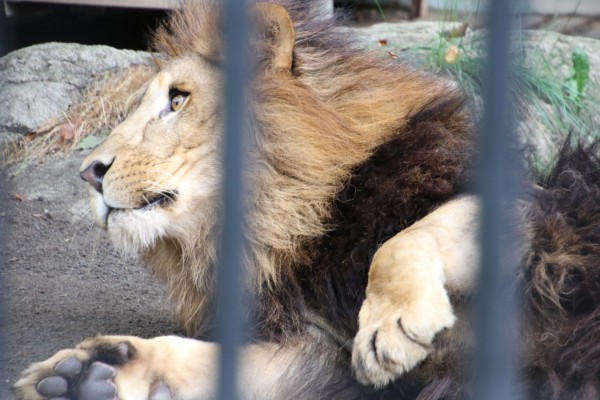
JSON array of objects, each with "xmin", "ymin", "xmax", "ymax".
[
  {"xmin": 473, "ymin": 0, "xmax": 522, "ymax": 399},
  {"xmin": 0, "ymin": 7, "xmax": 11, "ymax": 388},
  {"xmin": 217, "ymin": 1, "xmax": 249, "ymax": 400},
  {"xmin": 0, "ymin": 176, "xmax": 7, "ymax": 392}
]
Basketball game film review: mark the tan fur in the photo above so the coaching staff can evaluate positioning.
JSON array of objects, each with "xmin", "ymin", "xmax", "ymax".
[{"xmin": 353, "ymin": 196, "xmax": 480, "ymax": 386}]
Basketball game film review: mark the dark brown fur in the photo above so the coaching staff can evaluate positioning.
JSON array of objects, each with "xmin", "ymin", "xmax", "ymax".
[{"xmin": 522, "ymin": 141, "xmax": 600, "ymax": 400}]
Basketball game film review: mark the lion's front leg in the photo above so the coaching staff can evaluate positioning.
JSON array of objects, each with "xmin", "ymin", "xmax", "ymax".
[
  {"xmin": 352, "ymin": 196, "xmax": 480, "ymax": 387},
  {"xmin": 14, "ymin": 335, "xmax": 218, "ymax": 400},
  {"xmin": 16, "ymin": 332, "xmax": 362, "ymax": 400}
]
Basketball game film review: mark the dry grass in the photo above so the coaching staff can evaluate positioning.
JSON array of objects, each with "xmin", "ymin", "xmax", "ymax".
[{"xmin": 2, "ymin": 64, "xmax": 156, "ymax": 164}]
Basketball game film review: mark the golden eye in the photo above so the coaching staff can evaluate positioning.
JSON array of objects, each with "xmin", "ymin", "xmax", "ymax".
[{"xmin": 169, "ymin": 90, "xmax": 189, "ymax": 112}]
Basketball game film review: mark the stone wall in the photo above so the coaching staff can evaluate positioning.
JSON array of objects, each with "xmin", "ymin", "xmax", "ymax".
[{"xmin": 0, "ymin": 43, "xmax": 152, "ymax": 143}]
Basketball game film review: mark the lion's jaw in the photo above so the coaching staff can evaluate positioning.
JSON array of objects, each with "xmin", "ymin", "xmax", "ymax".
[{"xmin": 80, "ymin": 56, "xmax": 224, "ymax": 254}]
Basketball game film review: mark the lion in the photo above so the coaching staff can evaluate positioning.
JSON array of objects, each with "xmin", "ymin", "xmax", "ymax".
[{"xmin": 14, "ymin": 1, "xmax": 600, "ymax": 399}]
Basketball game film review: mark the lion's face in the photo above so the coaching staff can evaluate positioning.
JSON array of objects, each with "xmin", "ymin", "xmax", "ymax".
[{"xmin": 80, "ymin": 55, "xmax": 223, "ymax": 250}]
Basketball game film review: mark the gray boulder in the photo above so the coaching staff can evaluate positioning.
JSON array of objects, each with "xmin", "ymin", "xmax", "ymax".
[
  {"xmin": 0, "ymin": 42, "xmax": 152, "ymax": 135},
  {"xmin": 347, "ymin": 22, "xmax": 600, "ymax": 165}
]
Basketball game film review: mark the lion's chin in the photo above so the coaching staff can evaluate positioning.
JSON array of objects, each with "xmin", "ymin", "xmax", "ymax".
[{"xmin": 107, "ymin": 208, "xmax": 172, "ymax": 253}]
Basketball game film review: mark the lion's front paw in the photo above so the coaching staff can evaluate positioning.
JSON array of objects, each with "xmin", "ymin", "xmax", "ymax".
[
  {"xmin": 14, "ymin": 337, "xmax": 170, "ymax": 400},
  {"xmin": 352, "ymin": 296, "xmax": 455, "ymax": 387},
  {"xmin": 14, "ymin": 345, "xmax": 119, "ymax": 400}
]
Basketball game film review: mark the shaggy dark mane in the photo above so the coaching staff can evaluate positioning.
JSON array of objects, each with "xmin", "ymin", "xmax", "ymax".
[
  {"xmin": 151, "ymin": 0, "xmax": 223, "ymax": 61},
  {"xmin": 523, "ymin": 141, "xmax": 600, "ymax": 400}
]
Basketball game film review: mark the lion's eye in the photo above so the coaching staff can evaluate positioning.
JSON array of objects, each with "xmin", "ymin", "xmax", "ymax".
[{"xmin": 169, "ymin": 90, "xmax": 189, "ymax": 112}]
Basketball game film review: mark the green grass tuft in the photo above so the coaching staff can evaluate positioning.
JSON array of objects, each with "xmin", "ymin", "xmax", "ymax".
[{"xmin": 396, "ymin": 12, "xmax": 597, "ymax": 172}]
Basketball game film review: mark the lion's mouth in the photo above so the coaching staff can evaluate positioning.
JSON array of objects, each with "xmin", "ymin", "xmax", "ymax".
[
  {"xmin": 139, "ymin": 190, "xmax": 179, "ymax": 210},
  {"xmin": 96, "ymin": 190, "xmax": 178, "ymax": 227}
]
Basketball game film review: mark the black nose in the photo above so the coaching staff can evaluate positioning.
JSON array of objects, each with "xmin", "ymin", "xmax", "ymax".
[{"xmin": 80, "ymin": 160, "xmax": 113, "ymax": 193}]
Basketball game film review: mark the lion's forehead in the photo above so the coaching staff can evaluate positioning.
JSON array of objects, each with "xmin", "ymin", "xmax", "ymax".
[{"xmin": 162, "ymin": 56, "xmax": 222, "ymax": 91}]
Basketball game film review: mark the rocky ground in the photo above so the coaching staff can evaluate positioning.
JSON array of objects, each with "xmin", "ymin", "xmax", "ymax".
[{"xmin": 0, "ymin": 15, "xmax": 599, "ymax": 399}]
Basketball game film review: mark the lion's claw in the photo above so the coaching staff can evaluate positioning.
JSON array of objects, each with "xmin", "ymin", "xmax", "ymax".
[
  {"xmin": 35, "ymin": 356, "xmax": 87, "ymax": 399},
  {"xmin": 14, "ymin": 339, "xmax": 136, "ymax": 400},
  {"xmin": 149, "ymin": 383, "xmax": 173, "ymax": 400},
  {"xmin": 352, "ymin": 296, "xmax": 455, "ymax": 387},
  {"xmin": 32, "ymin": 360, "xmax": 117, "ymax": 400}
]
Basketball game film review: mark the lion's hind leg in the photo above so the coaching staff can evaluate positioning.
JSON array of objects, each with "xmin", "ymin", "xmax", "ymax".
[{"xmin": 352, "ymin": 196, "xmax": 480, "ymax": 387}]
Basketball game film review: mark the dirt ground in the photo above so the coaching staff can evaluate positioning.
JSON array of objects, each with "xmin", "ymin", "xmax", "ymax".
[{"xmin": 0, "ymin": 151, "xmax": 180, "ymax": 398}]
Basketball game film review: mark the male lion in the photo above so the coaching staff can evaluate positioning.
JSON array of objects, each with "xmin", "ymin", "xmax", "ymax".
[{"xmin": 14, "ymin": 1, "xmax": 600, "ymax": 400}]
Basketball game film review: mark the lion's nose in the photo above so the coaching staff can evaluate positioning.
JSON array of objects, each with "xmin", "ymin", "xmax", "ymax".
[{"xmin": 80, "ymin": 159, "xmax": 113, "ymax": 194}]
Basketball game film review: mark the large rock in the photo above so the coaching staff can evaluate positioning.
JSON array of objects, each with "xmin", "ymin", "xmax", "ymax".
[
  {"xmin": 340, "ymin": 21, "xmax": 461, "ymax": 57},
  {"xmin": 347, "ymin": 23, "xmax": 600, "ymax": 165},
  {"xmin": 0, "ymin": 42, "xmax": 152, "ymax": 135},
  {"xmin": 348, "ymin": 22, "xmax": 600, "ymax": 94}
]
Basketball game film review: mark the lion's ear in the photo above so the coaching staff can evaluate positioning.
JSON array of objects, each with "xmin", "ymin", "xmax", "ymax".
[{"xmin": 252, "ymin": 3, "xmax": 295, "ymax": 73}]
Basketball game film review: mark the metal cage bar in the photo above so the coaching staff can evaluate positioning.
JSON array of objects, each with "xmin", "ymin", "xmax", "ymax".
[
  {"xmin": 0, "ymin": 10, "xmax": 11, "ymax": 392},
  {"xmin": 473, "ymin": 0, "xmax": 522, "ymax": 398},
  {"xmin": 216, "ymin": 1, "xmax": 250, "ymax": 400}
]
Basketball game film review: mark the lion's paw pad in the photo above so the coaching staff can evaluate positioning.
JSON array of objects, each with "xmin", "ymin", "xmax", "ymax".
[
  {"xmin": 352, "ymin": 307, "xmax": 455, "ymax": 387},
  {"xmin": 14, "ymin": 341, "xmax": 136, "ymax": 400},
  {"xmin": 78, "ymin": 362, "xmax": 117, "ymax": 400},
  {"xmin": 35, "ymin": 360, "xmax": 116, "ymax": 400},
  {"xmin": 37, "ymin": 376, "xmax": 68, "ymax": 398}
]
